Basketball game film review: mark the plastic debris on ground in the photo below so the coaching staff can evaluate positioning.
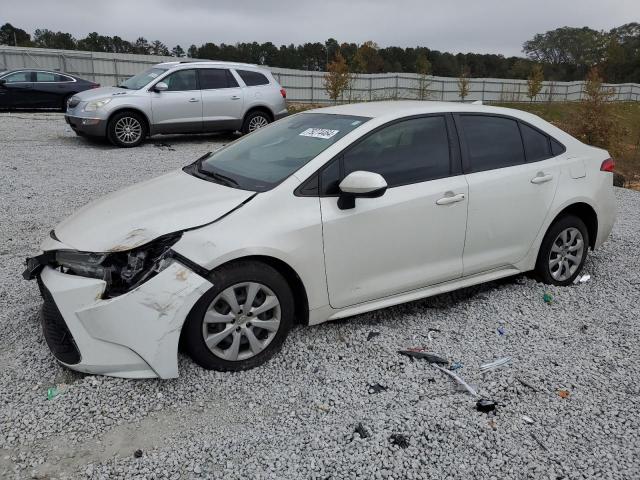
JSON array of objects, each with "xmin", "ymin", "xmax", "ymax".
[
  {"xmin": 497, "ymin": 326, "xmax": 507, "ymax": 336},
  {"xmin": 449, "ymin": 361, "xmax": 463, "ymax": 371},
  {"xmin": 480, "ymin": 357, "xmax": 512, "ymax": 373},
  {"xmin": 543, "ymin": 293, "xmax": 554, "ymax": 304},
  {"xmin": 522, "ymin": 415, "xmax": 535, "ymax": 424},
  {"xmin": 398, "ymin": 348, "xmax": 448, "ymax": 364},
  {"xmin": 475, "ymin": 399, "xmax": 497, "ymax": 413},
  {"xmin": 367, "ymin": 383, "xmax": 388, "ymax": 394},
  {"xmin": 366, "ymin": 331, "xmax": 380, "ymax": 341},
  {"xmin": 46, "ymin": 384, "xmax": 68, "ymax": 400},
  {"xmin": 389, "ymin": 433, "xmax": 410, "ymax": 449},
  {"xmin": 354, "ymin": 423, "xmax": 370, "ymax": 439},
  {"xmin": 431, "ymin": 363, "xmax": 478, "ymax": 397},
  {"xmin": 574, "ymin": 273, "xmax": 591, "ymax": 284},
  {"xmin": 558, "ymin": 389, "xmax": 571, "ymax": 399},
  {"xmin": 134, "ymin": 449, "xmax": 143, "ymax": 458}
]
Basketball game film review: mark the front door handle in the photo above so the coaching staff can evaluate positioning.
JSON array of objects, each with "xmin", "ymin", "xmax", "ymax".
[
  {"xmin": 188, "ymin": 98, "xmax": 199, "ymax": 102},
  {"xmin": 231, "ymin": 95, "xmax": 241, "ymax": 100},
  {"xmin": 531, "ymin": 173, "xmax": 553, "ymax": 184},
  {"xmin": 436, "ymin": 193, "xmax": 466, "ymax": 205}
]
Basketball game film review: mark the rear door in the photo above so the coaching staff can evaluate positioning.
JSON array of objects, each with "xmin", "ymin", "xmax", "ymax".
[
  {"xmin": 1, "ymin": 71, "xmax": 34, "ymax": 108},
  {"xmin": 32, "ymin": 71, "xmax": 71, "ymax": 108},
  {"xmin": 456, "ymin": 114, "xmax": 561, "ymax": 275},
  {"xmin": 150, "ymin": 68, "xmax": 202, "ymax": 133},
  {"xmin": 319, "ymin": 115, "xmax": 468, "ymax": 308},
  {"xmin": 199, "ymin": 68, "xmax": 244, "ymax": 131}
]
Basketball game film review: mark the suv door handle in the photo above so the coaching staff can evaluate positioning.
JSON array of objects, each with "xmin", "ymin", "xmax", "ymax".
[
  {"xmin": 231, "ymin": 95, "xmax": 241, "ymax": 100},
  {"xmin": 531, "ymin": 173, "xmax": 553, "ymax": 184},
  {"xmin": 436, "ymin": 193, "xmax": 466, "ymax": 205},
  {"xmin": 188, "ymin": 98, "xmax": 199, "ymax": 102}
]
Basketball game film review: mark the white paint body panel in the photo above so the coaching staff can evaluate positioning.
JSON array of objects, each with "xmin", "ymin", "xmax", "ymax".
[{"xmin": 33, "ymin": 101, "xmax": 616, "ymax": 378}]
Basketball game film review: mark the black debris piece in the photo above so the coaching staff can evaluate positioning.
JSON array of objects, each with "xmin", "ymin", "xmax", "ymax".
[
  {"xmin": 153, "ymin": 142, "xmax": 176, "ymax": 151},
  {"xmin": 580, "ymin": 325, "xmax": 588, "ymax": 333},
  {"xmin": 367, "ymin": 331, "xmax": 380, "ymax": 341},
  {"xmin": 355, "ymin": 422, "xmax": 370, "ymax": 439},
  {"xmin": 389, "ymin": 433, "xmax": 410, "ymax": 449},
  {"xmin": 475, "ymin": 399, "xmax": 497, "ymax": 413},
  {"xmin": 134, "ymin": 449, "xmax": 143, "ymax": 458},
  {"xmin": 368, "ymin": 383, "xmax": 388, "ymax": 394},
  {"xmin": 398, "ymin": 349, "xmax": 448, "ymax": 364},
  {"xmin": 427, "ymin": 377, "xmax": 436, "ymax": 384}
]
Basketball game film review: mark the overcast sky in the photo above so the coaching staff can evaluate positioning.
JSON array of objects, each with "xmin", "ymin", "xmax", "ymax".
[{"xmin": 5, "ymin": 0, "xmax": 640, "ymax": 57}]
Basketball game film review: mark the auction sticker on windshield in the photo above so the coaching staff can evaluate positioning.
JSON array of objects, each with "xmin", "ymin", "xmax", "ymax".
[{"xmin": 299, "ymin": 128, "xmax": 339, "ymax": 139}]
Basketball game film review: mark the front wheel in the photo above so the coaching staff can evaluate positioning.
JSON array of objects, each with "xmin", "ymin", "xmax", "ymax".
[
  {"xmin": 535, "ymin": 215, "xmax": 589, "ymax": 286},
  {"xmin": 183, "ymin": 261, "xmax": 294, "ymax": 371},
  {"xmin": 241, "ymin": 111, "xmax": 271, "ymax": 134},
  {"xmin": 107, "ymin": 111, "xmax": 147, "ymax": 148}
]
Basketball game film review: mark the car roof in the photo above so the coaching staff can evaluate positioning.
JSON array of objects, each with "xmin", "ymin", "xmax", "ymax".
[
  {"xmin": 308, "ymin": 100, "xmax": 576, "ymax": 143},
  {"xmin": 154, "ymin": 60, "xmax": 266, "ymax": 71}
]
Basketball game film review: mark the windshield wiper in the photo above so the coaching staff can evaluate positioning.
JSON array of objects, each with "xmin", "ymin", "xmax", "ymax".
[
  {"xmin": 194, "ymin": 155, "xmax": 239, "ymax": 187},
  {"xmin": 117, "ymin": 84, "xmax": 129, "ymax": 89}
]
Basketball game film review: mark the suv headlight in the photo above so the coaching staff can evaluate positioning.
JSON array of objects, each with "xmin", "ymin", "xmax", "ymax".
[
  {"xmin": 54, "ymin": 233, "xmax": 182, "ymax": 297},
  {"xmin": 84, "ymin": 98, "xmax": 112, "ymax": 112}
]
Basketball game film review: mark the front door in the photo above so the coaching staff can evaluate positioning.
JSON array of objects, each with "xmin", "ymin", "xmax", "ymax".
[
  {"xmin": 199, "ymin": 68, "xmax": 244, "ymax": 131},
  {"xmin": 151, "ymin": 69, "xmax": 202, "ymax": 134},
  {"xmin": 320, "ymin": 115, "xmax": 468, "ymax": 309},
  {"xmin": 1, "ymin": 71, "xmax": 34, "ymax": 108}
]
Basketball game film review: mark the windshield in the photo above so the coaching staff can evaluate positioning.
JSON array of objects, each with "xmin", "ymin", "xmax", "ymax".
[
  {"xmin": 119, "ymin": 67, "xmax": 167, "ymax": 90},
  {"xmin": 191, "ymin": 113, "xmax": 370, "ymax": 191}
]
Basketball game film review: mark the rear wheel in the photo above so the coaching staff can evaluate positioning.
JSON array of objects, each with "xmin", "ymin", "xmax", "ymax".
[
  {"xmin": 241, "ymin": 110, "xmax": 271, "ymax": 134},
  {"xmin": 535, "ymin": 215, "xmax": 589, "ymax": 286},
  {"xmin": 183, "ymin": 261, "xmax": 294, "ymax": 371},
  {"xmin": 107, "ymin": 111, "xmax": 147, "ymax": 147}
]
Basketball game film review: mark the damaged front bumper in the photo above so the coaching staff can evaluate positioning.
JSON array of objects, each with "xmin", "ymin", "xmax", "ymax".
[{"xmin": 34, "ymin": 261, "xmax": 212, "ymax": 379}]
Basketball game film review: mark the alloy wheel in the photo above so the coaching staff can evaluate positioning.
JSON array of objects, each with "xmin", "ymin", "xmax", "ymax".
[
  {"xmin": 548, "ymin": 227, "xmax": 584, "ymax": 281},
  {"xmin": 201, "ymin": 282, "xmax": 281, "ymax": 361},
  {"xmin": 114, "ymin": 116, "xmax": 143, "ymax": 144},
  {"xmin": 248, "ymin": 115, "xmax": 269, "ymax": 132}
]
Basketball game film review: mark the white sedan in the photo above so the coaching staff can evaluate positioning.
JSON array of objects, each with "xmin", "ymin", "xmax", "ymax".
[{"xmin": 24, "ymin": 101, "xmax": 616, "ymax": 378}]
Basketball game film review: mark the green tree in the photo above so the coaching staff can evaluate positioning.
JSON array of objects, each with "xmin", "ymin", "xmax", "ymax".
[
  {"xmin": 526, "ymin": 64, "xmax": 544, "ymax": 101},
  {"xmin": 352, "ymin": 41, "xmax": 384, "ymax": 73},
  {"xmin": 33, "ymin": 29, "xmax": 76, "ymax": 50},
  {"xmin": 458, "ymin": 68, "xmax": 470, "ymax": 101},
  {"xmin": 323, "ymin": 52, "xmax": 351, "ymax": 104},
  {"xmin": 415, "ymin": 54, "xmax": 432, "ymax": 100},
  {"xmin": 0, "ymin": 23, "xmax": 31, "ymax": 46}
]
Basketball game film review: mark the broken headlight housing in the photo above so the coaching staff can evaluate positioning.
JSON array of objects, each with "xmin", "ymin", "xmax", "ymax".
[{"xmin": 54, "ymin": 233, "xmax": 182, "ymax": 298}]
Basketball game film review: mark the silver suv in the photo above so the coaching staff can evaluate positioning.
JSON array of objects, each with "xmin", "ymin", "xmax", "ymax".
[{"xmin": 65, "ymin": 61, "xmax": 288, "ymax": 147}]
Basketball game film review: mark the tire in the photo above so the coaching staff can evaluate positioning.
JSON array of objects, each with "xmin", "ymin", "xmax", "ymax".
[
  {"xmin": 241, "ymin": 110, "xmax": 271, "ymax": 135},
  {"xmin": 107, "ymin": 111, "xmax": 147, "ymax": 148},
  {"xmin": 183, "ymin": 261, "xmax": 294, "ymax": 372},
  {"xmin": 535, "ymin": 215, "xmax": 589, "ymax": 286}
]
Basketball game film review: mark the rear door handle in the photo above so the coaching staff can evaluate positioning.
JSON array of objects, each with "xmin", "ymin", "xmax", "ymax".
[
  {"xmin": 188, "ymin": 98, "xmax": 199, "ymax": 102},
  {"xmin": 436, "ymin": 193, "xmax": 466, "ymax": 205},
  {"xmin": 531, "ymin": 173, "xmax": 553, "ymax": 184}
]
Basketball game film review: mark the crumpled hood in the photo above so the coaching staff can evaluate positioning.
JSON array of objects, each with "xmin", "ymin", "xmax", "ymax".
[
  {"xmin": 73, "ymin": 86, "xmax": 133, "ymax": 102},
  {"xmin": 51, "ymin": 170, "xmax": 254, "ymax": 252}
]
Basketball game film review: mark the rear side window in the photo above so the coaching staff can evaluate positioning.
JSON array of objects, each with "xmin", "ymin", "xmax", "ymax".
[
  {"xmin": 339, "ymin": 116, "xmax": 451, "ymax": 189},
  {"xmin": 520, "ymin": 123, "xmax": 551, "ymax": 162},
  {"xmin": 237, "ymin": 70, "xmax": 270, "ymax": 86},
  {"xmin": 35, "ymin": 72, "xmax": 57, "ymax": 82},
  {"xmin": 199, "ymin": 69, "xmax": 239, "ymax": 89},
  {"xmin": 551, "ymin": 138, "xmax": 566, "ymax": 156},
  {"xmin": 460, "ymin": 115, "xmax": 525, "ymax": 172},
  {"xmin": 163, "ymin": 69, "xmax": 198, "ymax": 91}
]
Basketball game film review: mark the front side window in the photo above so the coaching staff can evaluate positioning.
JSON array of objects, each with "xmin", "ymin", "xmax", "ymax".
[
  {"xmin": 162, "ymin": 69, "xmax": 198, "ymax": 91},
  {"xmin": 199, "ymin": 69, "xmax": 239, "ymax": 89},
  {"xmin": 190, "ymin": 113, "xmax": 369, "ymax": 192},
  {"xmin": 119, "ymin": 67, "xmax": 167, "ymax": 90},
  {"xmin": 460, "ymin": 115, "xmax": 525, "ymax": 172},
  {"xmin": 520, "ymin": 123, "xmax": 551, "ymax": 162},
  {"xmin": 237, "ymin": 70, "xmax": 269, "ymax": 86},
  {"xmin": 339, "ymin": 116, "xmax": 451, "ymax": 189},
  {"xmin": 4, "ymin": 71, "xmax": 31, "ymax": 83}
]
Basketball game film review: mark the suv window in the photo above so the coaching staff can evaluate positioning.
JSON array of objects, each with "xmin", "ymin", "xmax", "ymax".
[
  {"xmin": 460, "ymin": 115, "xmax": 525, "ymax": 172},
  {"xmin": 237, "ymin": 70, "xmax": 269, "ymax": 86},
  {"xmin": 4, "ymin": 71, "xmax": 31, "ymax": 83},
  {"xmin": 520, "ymin": 123, "xmax": 551, "ymax": 162},
  {"xmin": 199, "ymin": 69, "xmax": 239, "ymax": 89},
  {"xmin": 329, "ymin": 116, "xmax": 451, "ymax": 191},
  {"xmin": 163, "ymin": 69, "xmax": 198, "ymax": 91}
]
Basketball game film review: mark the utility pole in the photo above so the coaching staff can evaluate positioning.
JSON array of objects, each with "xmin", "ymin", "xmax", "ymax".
[{"xmin": 14, "ymin": 30, "xmax": 18, "ymax": 47}]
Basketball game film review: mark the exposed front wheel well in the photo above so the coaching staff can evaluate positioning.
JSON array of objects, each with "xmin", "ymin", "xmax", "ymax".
[
  {"xmin": 548, "ymin": 203, "xmax": 598, "ymax": 249},
  {"xmin": 107, "ymin": 108, "xmax": 151, "ymax": 137}
]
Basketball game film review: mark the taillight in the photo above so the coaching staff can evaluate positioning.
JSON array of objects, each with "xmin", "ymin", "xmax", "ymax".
[
  {"xmin": 91, "ymin": 83, "xmax": 100, "ymax": 89},
  {"xmin": 600, "ymin": 158, "xmax": 614, "ymax": 172},
  {"xmin": 280, "ymin": 88, "xmax": 286, "ymax": 99}
]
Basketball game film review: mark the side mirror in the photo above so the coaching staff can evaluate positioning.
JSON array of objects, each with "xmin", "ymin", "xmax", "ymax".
[
  {"xmin": 337, "ymin": 171, "xmax": 388, "ymax": 210},
  {"xmin": 154, "ymin": 81, "xmax": 168, "ymax": 92}
]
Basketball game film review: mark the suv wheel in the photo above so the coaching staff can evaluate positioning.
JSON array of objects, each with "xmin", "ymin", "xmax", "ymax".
[
  {"xmin": 241, "ymin": 111, "xmax": 271, "ymax": 134},
  {"xmin": 183, "ymin": 261, "xmax": 294, "ymax": 371},
  {"xmin": 107, "ymin": 111, "xmax": 147, "ymax": 147},
  {"xmin": 535, "ymin": 215, "xmax": 589, "ymax": 286}
]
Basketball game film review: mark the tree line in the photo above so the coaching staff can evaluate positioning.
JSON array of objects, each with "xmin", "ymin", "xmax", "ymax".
[{"xmin": 0, "ymin": 22, "xmax": 638, "ymax": 83}]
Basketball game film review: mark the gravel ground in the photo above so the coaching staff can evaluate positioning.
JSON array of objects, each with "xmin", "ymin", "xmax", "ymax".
[{"xmin": 1, "ymin": 112, "xmax": 639, "ymax": 480}]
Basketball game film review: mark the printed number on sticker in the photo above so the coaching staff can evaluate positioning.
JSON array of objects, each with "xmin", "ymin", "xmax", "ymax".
[{"xmin": 299, "ymin": 128, "xmax": 339, "ymax": 139}]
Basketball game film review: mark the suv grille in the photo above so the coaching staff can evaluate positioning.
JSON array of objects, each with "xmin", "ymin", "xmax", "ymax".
[{"xmin": 37, "ymin": 278, "xmax": 81, "ymax": 365}]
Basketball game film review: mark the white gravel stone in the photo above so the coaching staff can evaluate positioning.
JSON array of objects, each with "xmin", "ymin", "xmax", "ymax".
[{"xmin": 0, "ymin": 112, "xmax": 639, "ymax": 479}]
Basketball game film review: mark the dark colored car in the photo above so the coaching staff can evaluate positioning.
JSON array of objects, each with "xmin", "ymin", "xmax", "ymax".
[{"xmin": 0, "ymin": 69, "xmax": 99, "ymax": 111}]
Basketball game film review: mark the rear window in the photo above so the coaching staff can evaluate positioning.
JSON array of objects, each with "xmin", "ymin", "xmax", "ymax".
[
  {"xmin": 520, "ymin": 123, "xmax": 551, "ymax": 162},
  {"xmin": 199, "ymin": 69, "xmax": 239, "ymax": 89},
  {"xmin": 460, "ymin": 115, "xmax": 525, "ymax": 172},
  {"xmin": 237, "ymin": 70, "xmax": 270, "ymax": 86}
]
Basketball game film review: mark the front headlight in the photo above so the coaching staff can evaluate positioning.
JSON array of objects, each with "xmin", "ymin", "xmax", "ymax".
[
  {"xmin": 54, "ymin": 233, "xmax": 182, "ymax": 297},
  {"xmin": 84, "ymin": 98, "xmax": 112, "ymax": 112}
]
